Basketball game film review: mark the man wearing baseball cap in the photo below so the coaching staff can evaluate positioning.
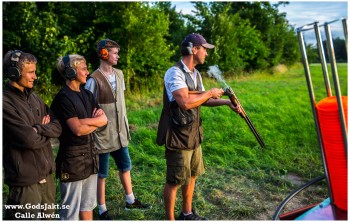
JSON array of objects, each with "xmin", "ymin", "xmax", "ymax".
[{"xmin": 157, "ymin": 33, "xmax": 242, "ymax": 220}]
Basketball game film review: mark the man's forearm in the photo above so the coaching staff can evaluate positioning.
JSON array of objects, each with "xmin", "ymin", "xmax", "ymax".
[{"xmin": 202, "ymin": 98, "xmax": 230, "ymax": 107}]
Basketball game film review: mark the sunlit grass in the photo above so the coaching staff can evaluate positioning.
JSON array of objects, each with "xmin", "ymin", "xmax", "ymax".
[{"xmin": 3, "ymin": 63, "xmax": 346, "ymax": 220}]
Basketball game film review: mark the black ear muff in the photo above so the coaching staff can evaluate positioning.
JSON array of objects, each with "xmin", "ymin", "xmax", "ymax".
[
  {"xmin": 99, "ymin": 39, "xmax": 109, "ymax": 60},
  {"xmin": 186, "ymin": 42, "xmax": 193, "ymax": 55},
  {"xmin": 6, "ymin": 50, "xmax": 22, "ymax": 81},
  {"xmin": 63, "ymin": 55, "xmax": 76, "ymax": 80}
]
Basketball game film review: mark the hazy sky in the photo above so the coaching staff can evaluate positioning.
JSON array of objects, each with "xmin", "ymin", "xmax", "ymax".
[{"xmin": 172, "ymin": 1, "xmax": 348, "ymax": 44}]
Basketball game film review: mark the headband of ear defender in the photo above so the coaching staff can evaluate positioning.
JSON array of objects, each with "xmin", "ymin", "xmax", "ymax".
[
  {"xmin": 98, "ymin": 39, "xmax": 109, "ymax": 60},
  {"xmin": 63, "ymin": 55, "xmax": 77, "ymax": 80},
  {"xmin": 6, "ymin": 50, "xmax": 23, "ymax": 81}
]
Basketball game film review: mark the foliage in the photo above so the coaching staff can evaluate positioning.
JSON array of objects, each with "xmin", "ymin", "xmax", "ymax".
[
  {"xmin": 189, "ymin": 2, "xmax": 301, "ymax": 72},
  {"xmin": 92, "ymin": 2, "xmax": 174, "ymax": 92},
  {"xmin": 3, "ymin": 2, "xmax": 97, "ymax": 104},
  {"xmin": 5, "ymin": 1, "xmax": 345, "ymax": 104},
  {"xmin": 155, "ymin": 2, "xmax": 193, "ymax": 61},
  {"xmin": 304, "ymin": 38, "xmax": 347, "ymax": 64},
  {"xmin": 208, "ymin": 6, "xmax": 269, "ymax": 72}
]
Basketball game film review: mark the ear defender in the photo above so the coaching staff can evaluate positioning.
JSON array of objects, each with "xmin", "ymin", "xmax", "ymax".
[
  {"xmin": 63, "ymin": 55, "xmax": 77, "ymax": 80},
  {"xmin": 98, "ymin": 39, "xmax": 109, "ymax": 60},
  {"xmin": 186, "ymin": 42, "xmax": 193, "ymax": 55},
  {"xmin": 6, "ymin": 50, "xmax": 22, "ymax": 81}
]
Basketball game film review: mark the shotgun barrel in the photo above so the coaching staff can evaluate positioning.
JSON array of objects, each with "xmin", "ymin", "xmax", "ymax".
[{"xmin": 223, "ymin": 87, "xmax": 265, "ymax": 148}]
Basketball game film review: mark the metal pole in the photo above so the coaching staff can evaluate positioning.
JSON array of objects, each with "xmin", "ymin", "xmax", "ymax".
[
  {"xmin": 297, "ymin": 30, "xmax": 335, "ymax": 213},
  {"xmin": 324, "ymin": 23, "xmax": 348, "ymax": 153},
  {"xmin": 313, "ymin": 22, "xmax": 332, "ymax": 97},
  {"xmin": 342, "ymin": 18, "xmax": 348, "ymax": 54}
]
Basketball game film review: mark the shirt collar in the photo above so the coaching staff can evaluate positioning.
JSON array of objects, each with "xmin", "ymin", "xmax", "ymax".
[{"xmin": 180, "ymin": 60, "xmax": 198, "ymax": 75}]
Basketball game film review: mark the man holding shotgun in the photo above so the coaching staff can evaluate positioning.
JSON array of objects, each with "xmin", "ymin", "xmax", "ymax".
[{"xmin": 156, "ymin": 33, "xmax": 242, "ymax": 220}]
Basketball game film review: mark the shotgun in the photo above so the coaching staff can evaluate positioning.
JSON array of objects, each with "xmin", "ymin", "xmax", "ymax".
[
  {"xmin": 188, "ymin": 88, "xmax": 265, "ymax": 148},
  {"xmin": 223, "ymin": 87, "xmax": 265, "ymax": 148}
]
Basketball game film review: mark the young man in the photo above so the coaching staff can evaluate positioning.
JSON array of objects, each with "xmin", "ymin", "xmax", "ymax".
[
  {"xmin": 85, "ymin": 39, "xmax": 150, "ymax": 220},
  {"xmin": 3, "ymin": 50, "xmax": 62, "ymax": 219},
  {"xmin": 157, "ymin": 33, "xmax": 242, "ymax": 220},
  {"xmin": 51, "ymin": 54, "xmax": 108, "ymax": 220}
]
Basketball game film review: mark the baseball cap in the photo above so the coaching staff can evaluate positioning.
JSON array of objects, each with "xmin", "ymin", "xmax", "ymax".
[{"xmin": 182, "ymin": 33, "xmax": 215, "ymax": 49}]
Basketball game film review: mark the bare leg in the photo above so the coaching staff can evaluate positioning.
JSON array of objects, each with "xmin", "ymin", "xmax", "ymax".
[
  {"xmin": 182, "ymin": 176, "xmax": 196, "ymax": 214},
  {"xmin": 79, "ymin": 211, "xmax": 93, "ymax": 220},
  {"xmin": 164, "ymin": 182, "xmax": 179, "ymax": 220},
  {"xmin": 97, "ymin": 177, "xmax": 106, "ymax": 205},
  {"xmin": 119, "ymin": 170, "xmax": 133, "ymax": 195}
]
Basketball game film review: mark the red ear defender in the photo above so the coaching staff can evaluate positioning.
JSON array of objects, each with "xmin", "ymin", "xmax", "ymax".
[{"xmin": 98, "ymin": 39, "xmax": 109, "ymax": 60}]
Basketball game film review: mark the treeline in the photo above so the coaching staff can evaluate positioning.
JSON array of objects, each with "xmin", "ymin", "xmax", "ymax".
[
  {"xmin": 306, "ymin": 38, "xmax": 347, "ymax": 63},
  {"xmin": 3, "ymin": 2, "xmax": 300, "ymax": 103}
]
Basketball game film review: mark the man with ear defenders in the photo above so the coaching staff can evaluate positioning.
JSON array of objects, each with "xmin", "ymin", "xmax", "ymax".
[
  {"xmin": 51, "ymin": 54, "xmax": 108, "ymax": 220},
  {"xmin": 85, "ymin": 39, "xmax": 151, "ymax": 220},
  {"xmin": 157, "ymin": 33, "xmax": 242, "ymax": 220},
  {"xmin": 3, "ymin": 50, "xmax": 62, "ymax": 219}
]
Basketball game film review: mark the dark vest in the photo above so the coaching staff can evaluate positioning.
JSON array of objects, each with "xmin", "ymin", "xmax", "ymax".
[
  {"xmin": 89, "ymin": 71, "xmax": 115, "ymax": 104},
  {"xmin": 55, "ymin": 86, "xmax": 98, "ymax": 182},
  {"xmin": 156, "ymin": 61, "xmax": 203, "ymax": 150}
]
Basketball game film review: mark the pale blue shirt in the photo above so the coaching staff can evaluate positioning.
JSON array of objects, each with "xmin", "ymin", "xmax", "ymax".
[{"xmin": 164, "ymin": 60, "xmax": 205, "ymax": 102}]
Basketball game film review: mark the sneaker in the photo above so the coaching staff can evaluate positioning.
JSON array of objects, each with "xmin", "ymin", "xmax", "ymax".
[
  {"xmin": 177, "ymin": 209, "xmax": 208, "ymax": 220},
  {"xmin": 98, "ymin": 210, "xmax": 113, "ymax": 220},
  {"xmin": 125, "ymin": 198, "xmax": 152, "ymax": 210}
]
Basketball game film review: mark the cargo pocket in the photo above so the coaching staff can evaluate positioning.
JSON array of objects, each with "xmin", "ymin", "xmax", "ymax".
[
  {"xmin": 167, "ymin": 119, "xmax": 194, "ymax": 150},
  {"xmin": 61, "ymin": 149, "xmax": 86, "ymax": 181},
  {"xmin": 165, "ymin": 150, "xmax": 186, "ymax": 185}
]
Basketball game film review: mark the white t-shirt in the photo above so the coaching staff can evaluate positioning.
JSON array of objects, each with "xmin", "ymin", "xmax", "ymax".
[{"xmin": 164, "ymin": 61, "xmax": 205, "ymax": 102}]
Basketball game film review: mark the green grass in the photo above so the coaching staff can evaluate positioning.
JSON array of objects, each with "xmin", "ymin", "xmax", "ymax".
[
  {"xmin": 3, "ymin": 63, "xmax": 347, "ymax": 220},
  {"xmin": 121, "ymin": 63, "xmax": 347, "ymax": 220}
]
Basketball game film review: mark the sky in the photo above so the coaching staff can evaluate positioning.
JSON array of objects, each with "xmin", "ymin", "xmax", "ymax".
[{"xmin": 171, "ymin": 1, "xmax": 348, "ymax": 45}]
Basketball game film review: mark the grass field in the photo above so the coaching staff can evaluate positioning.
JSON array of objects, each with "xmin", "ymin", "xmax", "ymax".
[{"xmin": 3, "ymin": 63, "xmax": 348, "ymax": 220}]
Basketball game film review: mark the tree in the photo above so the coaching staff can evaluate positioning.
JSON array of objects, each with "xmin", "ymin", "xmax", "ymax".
[
  {"xmin": 3, "ymin": 2, "xmax": 97, "ymax": 103},
  {"xmin": 208, "ymin": 5, "xmax": 268, "ymax": 72},
  {"xmin": 93, "ymin": 2, "xmax": 174, "ymax": 92},
  {"xmin": 155, "ymin": 2, "xmax": 191, "ymax": 62},
  {"xmin": 187, "ymin": 2, "xmax": 300, "ymax": 72}
]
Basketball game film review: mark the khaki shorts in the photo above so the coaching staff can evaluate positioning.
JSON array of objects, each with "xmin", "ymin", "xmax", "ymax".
[{"xmin": 165, "ymin": 145, "xmax": 205, "ymax": 185}]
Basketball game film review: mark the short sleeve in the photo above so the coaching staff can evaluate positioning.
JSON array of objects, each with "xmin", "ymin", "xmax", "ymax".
[
  {"xmin": 51, "ymin": 93, "xmax": 78, "ymax": 121},
  {"xmin": 164, "ymin": 67, "xmax": 188, "ymax": 102}
]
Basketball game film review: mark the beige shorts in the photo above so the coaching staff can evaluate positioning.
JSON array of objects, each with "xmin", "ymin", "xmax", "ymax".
[{"xmin": 165, "ymin": 145, "xmax": 205, "ymax": 185}]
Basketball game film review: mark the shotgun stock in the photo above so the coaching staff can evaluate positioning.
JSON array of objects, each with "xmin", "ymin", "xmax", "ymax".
[{"xmin": 223, "ymin": 87, "xmax": 265, "ymax": 148}]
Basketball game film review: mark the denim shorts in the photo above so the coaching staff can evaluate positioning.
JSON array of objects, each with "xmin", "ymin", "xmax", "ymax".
[{"xmin": 98, "ymin": 147, "xmax": 132, "ymax": 178}]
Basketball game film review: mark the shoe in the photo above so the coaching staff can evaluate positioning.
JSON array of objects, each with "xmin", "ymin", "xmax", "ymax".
[
  {"xmin": 125, "ymin": 198, "xmax": 152, "ymax": 210},
  {"xmin": 98, "ymin": 210, "xmax": 113, "ymax": 220},
  {"xmin": 177, "ymin": 209, "xmax": 208, "ymax": 220}
]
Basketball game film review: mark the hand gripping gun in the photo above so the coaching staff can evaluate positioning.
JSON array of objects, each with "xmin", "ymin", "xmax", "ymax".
[{"xmin": 223, "ymin": 87, "xmax": 265, "ymax": 148}]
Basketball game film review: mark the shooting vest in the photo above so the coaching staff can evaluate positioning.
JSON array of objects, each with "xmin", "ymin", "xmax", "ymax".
[
  {"xmin": 156, "ymin": 61, "xmax": 203, "ymax": 150},
  {"xmin": 55, "ymin": 86, "xmax": 98, "ymax": 182},
  {"xmin": 89, "ymin": 69, "xmax": 130, "ymax": 153}
]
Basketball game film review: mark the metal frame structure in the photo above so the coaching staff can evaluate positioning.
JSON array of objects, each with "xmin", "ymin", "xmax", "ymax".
[{"xmin": 273, "ymin": 18, "xmax": 348, "ymax": 220}]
